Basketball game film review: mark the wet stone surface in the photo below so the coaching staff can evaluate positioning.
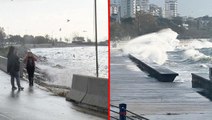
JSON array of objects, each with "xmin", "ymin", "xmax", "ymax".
[
  {"xmin": 0, "ymin": 70, "xmax": 105, "ymax": 120},
  {"xmin": 111, "ymin": 48, "xmax": 212, "ymax": 120}
]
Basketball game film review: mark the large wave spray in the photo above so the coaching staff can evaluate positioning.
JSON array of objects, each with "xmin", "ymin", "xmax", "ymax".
[{"xmin": 124, "ymin": 28, "xmax": 179, "ymax": 65}]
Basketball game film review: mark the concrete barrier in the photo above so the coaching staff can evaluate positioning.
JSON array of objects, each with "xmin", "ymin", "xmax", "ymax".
[
  {"xmin": 0, "ymin": 56, "xmax": 24, "ymax": 78},
  {"xmin": 82, "ymin": 76, "xmax": 108, "ymax": 108},
  {"xmin": 66, "ymin": 74, "xmax": 108, "ymax": 111},
  {"xmin": 192, "ymin": 73, "xmax": 212, "ymax": 91},
  {"xmin": 129, "ymin": 54, "xmax": 178, "ymax": 82},
  {"xmin": 192, "ymin": 73, "xmax": 212, "ymax": 100},
  {"xmin": 66, "ymin": 75, "xmax": 89, "ymax": 102},
  {"xmin": 0, "ymin": 56, "xmax": 7, "ymax": 72}
]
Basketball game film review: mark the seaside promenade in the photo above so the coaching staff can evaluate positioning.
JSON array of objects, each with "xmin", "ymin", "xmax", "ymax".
[
  {"xmin": 111, "ymin": 48, "xmax": 212, "ymax": 120},
  {"xmin": 0, "ymin": 70, "xmax": 105, "ymax": 120}
]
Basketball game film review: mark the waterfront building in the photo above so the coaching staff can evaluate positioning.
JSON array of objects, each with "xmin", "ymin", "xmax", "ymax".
[{"xmin": 165, "ymin": 0, "xmax": 178, "ymax": 18}]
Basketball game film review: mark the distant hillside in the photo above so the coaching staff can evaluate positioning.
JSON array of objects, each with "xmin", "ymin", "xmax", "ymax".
[{"xmin": 111, "ymin": 13, "xmax": 212, "ymax": 40}]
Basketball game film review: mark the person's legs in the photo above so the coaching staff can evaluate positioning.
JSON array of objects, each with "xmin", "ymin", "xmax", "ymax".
[
  {"xmin": 27, "ymin": 67, "xmax": 35, "ymax": 86},
  {"xmin": 14, "ymin": 72, "xmax": 20, "ymax": 87},
  {"xmin": 14, "ymin": 72, "xmax": 24, "ymax": 90},
  {"xmin": 31, "ymin": 68, "xmax": 35, "ymax": 86},
  {"xmin": 27, "ymin": 69, "xmax": 32, "ymax": 86},
  {"xmin": 27, "ymin": 68, "xmax": 33, "ymax": 86},
  {"xmin": 10, "ymin": 75, "xmax": 16, "ymax": 90}
]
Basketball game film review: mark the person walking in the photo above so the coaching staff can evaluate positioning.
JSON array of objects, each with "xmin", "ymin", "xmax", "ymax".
[
  {"xmin": 24, "ymin": 50, "xmax": 37, "ymax": 86},
  {"xmin": 7, "ymin": 46, "xmax": 24, "ymax": 91}
]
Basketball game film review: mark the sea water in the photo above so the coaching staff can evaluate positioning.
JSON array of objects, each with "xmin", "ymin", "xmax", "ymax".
[
  {"xmin": 31, "ymin": 46, "xmax": 108, "ymax": 87},
  {"xmin": 123, "ymin": 28, "xmax": 212, "ymax": 83}
]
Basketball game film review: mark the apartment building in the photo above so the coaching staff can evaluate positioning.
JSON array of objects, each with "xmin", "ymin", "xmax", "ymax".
[
  {"xmin": 165, "ymin": 0, "xmax": 178, "ymax": 18},
  {"xmin": 149, "ymin": 4, "xmax": 162, "ymax": 17}
]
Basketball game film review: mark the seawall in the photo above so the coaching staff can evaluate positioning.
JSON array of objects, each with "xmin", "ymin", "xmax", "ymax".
[{"xmin": 66, "ymin": 74, "xmax": 108, "ymax": 113}]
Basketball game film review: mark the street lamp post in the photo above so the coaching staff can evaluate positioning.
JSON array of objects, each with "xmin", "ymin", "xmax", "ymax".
[{"xmin": 94, "ymin": 0, "xmax": 99, "ymax": 77}]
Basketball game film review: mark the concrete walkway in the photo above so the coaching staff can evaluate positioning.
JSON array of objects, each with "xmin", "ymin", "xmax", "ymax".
[
  {"xmin": 111, "ymin": 48, "xmax": 212, "ymax": 120},
  {"xmin": 0, "ymin": 70, "xmax": 105, "ymax": 120}
]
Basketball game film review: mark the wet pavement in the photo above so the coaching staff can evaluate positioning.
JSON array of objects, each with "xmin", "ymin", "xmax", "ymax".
[
  {"xmin": 111, "ymin": 48, "xmax": 212, "ymax": 120},
  {"xmin": 0, "ymin": 70, "xmax": 105, "ymax": 120}
]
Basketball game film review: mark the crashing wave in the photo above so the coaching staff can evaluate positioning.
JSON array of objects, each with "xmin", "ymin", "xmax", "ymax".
[
  {"xmin": 183, "ymin": 49, "xmax": 212, "ymax": 62},
  {"xmin": 124, "ymin": 28, "xmax": 179, "ymax": 65}
]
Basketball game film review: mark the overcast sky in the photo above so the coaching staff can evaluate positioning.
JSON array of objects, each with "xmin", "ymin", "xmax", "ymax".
[
  {"xmin": 0, "ymin": 0, "xmax": 108, "ymax": 41},
  {"xmin": 151, "ymin": 0, "xmax": 212, "ymax": 18}
]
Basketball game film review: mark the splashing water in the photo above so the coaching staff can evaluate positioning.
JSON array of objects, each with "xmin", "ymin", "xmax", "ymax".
[
  {"xmin": 178, "ymin": 39, "xmax": 212, "ymax": 50},
  {"xmin": 177, "ymin": 39, "xmax": 212, "ymax": 62},
  {"xmin": 119, "ymin": 29, "xmax": 212, "ymax": 82},
  {"xmin": 183, "ymin": 49, "xmax": 211, "ymax": 62},
  {"xmin": 31, "ymin": 46, "xmax": 108, "ymax": 87},
  {"xmin": 124, "ymin": 28, "xmax": 179, "ymax": 65}
]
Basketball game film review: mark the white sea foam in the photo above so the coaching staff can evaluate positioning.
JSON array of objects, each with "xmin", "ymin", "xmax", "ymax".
[
  {"xmin": 178, "ymin": 39, "xmax": 212, "ymax": 50},
  {"xmin": 119, "ymin": 29, "xmax": 212, "ymax": 82},
  {"xmin": 177, "ymin": 39, "xmax": 212, "ymax": 62},
  {"xmin": 124, "ymin": 28, "xmax": 179, "ymax": 65},
  {"xmin": 183, "ymin": 49, "xmax": 212, "ymax": 61},
  {"xmin": 31, "ymin": 46, "xmax": 108, "ymax": 87}
]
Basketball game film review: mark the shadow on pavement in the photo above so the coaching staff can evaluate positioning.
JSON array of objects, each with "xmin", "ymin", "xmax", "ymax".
[{"xmin": 10, "ymin": 90, "xmax": 20, "ymax": 98}]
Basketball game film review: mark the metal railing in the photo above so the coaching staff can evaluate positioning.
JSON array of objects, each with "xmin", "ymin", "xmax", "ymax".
[{"xmin": 110, "ymin": 104, "xmax": 149, "ymax": 120}]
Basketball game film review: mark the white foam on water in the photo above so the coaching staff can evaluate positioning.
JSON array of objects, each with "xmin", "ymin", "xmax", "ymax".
[
  {"xmin": 31, "ymin": 46, "xmax": 108, "ymax": 87},
  {"xmin": 124, "ymin": 28, "xmax": 179, "ymax": 65},
  {"xmin": 183, "ymin": 49, "xmax": 211, "ymax": 61},
  {"xmin": 177, "ymin": 39, "xmax": 212, "ymax": 62},
  {"xmin": 178, "ymin": 39, "xmax": 212, "ymax": 50}
]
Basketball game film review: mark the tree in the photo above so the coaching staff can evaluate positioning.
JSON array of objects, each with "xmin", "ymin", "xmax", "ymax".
[
  {"xmin": 134, "ymin": 12, "xmax": 158, "ymax": 35},
  {"xmin": 110, "ymin": 22, "xmax": 123, "ymax": 41},
  {"xmin": 111, "ymin": 12, "xmax": 161, "ymax": 40},
  {"xmin": 0, "ymin": 27, "xmax": 6, "ymax": 47},
  {"xmin": 87, "ymin": 38, "xmax": 92, "ymax": 43},
  {"xmin": 7, "ymin": 35, "xmax": 24, "ymax": 45},
  {"xmin": 23, "ymin": 35, "xmax": 34, "ymax": 44},
  {"xmin": 72, "ymin": 36, "xmax": 85, "ymax": 43},
  {"xmin": 34, "ymin": 36, "xmax": 48, "ymax": 44},
  {"xmin": 64, "ymin": 38, "xmax": 70, "ymax": 43},
  {"xmin": 45, "ymin": 34, "xmax": 50, "ymax": 40}
]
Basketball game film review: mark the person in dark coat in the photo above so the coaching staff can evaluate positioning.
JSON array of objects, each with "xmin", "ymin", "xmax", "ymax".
[
  {"xmin": 24, "ymin": 50, "xmax": 37, "ymax": 86},
  {"xmin": 7, "ymin": 46, "xmax": 24, "ymax": 91}
]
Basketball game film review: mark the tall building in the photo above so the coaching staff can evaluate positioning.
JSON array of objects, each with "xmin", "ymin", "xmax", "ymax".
[
  {"xmin": 111, "ymin": 0, "xmax": 150, "ymax": 19},
  {"xmin": 120, "ymin": 0, "xmax": 136, "ymax": 18},
  {"xmin": 110, "ymin": 0, "xmax": 121, "ymax": 22},
  {"xmin": 135, "ymin": 0, "xmax": 149, "ymax": 12},
  {"xmin": 140, "ymin": 0, "xmax": 149, "ymax": 12},
  {"xmin": 110, "ymin": 0, "xmax": 121, "ymax": 15},
  {"xmin": 149, "ymin": 4, "xmax": 162, "ymax": 17},
  {"xmin": 165, "ymin": 0, "xmax": 178, "ymax": 18},
  {"xmin": 111, "ymin": 0, "xmax": 121, "ymax": 5}
]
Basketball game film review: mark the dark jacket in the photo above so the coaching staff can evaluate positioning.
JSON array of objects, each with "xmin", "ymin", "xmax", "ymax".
[
  {"xmin": 24, "ymin": 56, "xmax": 36, "ymax": 69},
  {"xmin": 7, "ymin": 54, "xmax": 20, "ymax": 75}
]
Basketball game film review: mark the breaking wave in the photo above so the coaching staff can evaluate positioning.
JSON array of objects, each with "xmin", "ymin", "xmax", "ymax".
[{"xmin": 124, "ymin": 28, "xmax": 179, "ymax": 65}]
